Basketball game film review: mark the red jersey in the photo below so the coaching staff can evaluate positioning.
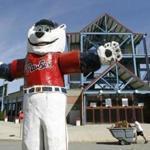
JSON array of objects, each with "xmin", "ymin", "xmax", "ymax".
[{"xmin": 10, "ymin": 51, "xmax": 81, "ymax": 88}]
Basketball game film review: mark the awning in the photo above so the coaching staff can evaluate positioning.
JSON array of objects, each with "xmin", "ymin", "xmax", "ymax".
[{"xmin": 84, "ymin": 62, "xmax": 150, "ymax": 94}]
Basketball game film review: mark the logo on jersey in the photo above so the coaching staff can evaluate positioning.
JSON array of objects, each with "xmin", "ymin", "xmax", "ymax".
[{"xmin": 25, "ymin": 59, "xmax": 52, "ymax": 73}]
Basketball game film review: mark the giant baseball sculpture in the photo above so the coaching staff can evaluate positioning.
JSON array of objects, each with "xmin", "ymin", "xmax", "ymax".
[{"xmin": 0, "ymin": 19, "xmax": 122, "ymax": 150}]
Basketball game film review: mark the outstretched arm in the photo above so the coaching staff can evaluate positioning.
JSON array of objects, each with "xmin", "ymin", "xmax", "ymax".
[
  {"xmin": 59, "ymin": 50, "xmax": 101, "ymax": 74},
  {"xmin": 59, "ymin": 41, "xmax": 122, "ymax": 74},
  {"xmin": 0, "ymin": 59, "xmax": 25, "ymax": 81}
]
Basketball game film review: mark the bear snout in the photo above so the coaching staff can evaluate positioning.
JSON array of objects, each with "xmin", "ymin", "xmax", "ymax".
[{"xmin": 35, "ymin": 31, "xmax": 44, "ymax": 38}]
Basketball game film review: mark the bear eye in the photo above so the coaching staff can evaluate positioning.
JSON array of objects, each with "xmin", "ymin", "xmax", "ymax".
[
  {"xmin": 36, "ymin": 26, "xmax": 43, "ymax": 32},
  {"xmin": 45, "ymin": 27, "xmax": 50, "ymax": 32}
]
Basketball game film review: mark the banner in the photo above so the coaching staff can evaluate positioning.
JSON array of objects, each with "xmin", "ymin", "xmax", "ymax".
[{"xmin": 0, "ymin": 84, "xmax": 7, "ymax": 97}]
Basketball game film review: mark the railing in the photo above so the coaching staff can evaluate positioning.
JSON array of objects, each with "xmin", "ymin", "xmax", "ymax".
[{"xmin": 86, "ymin": 106, "xmax": 144, "ymax": 124}]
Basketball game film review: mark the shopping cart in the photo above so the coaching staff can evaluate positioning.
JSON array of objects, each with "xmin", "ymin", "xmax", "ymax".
[{"xmin": 108, "ymin": 127, "xmax": 137, "ymax": 145}]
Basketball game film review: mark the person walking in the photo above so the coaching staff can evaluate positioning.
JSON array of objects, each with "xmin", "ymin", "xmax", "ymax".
[{"xmin": 134, "ymin": 120, "xmax": 148, "ymax": 144}]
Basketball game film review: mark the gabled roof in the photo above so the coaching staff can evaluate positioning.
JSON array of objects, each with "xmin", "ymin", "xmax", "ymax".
[
  {"xmin": 81, "ymin": 13, "xmax": 143, "ymax": 45},
  {"xmin": 84, "ymin": 62, "xmax": 150, "ymax": 94},
  {"xmin": 67, "ymin": 13, "xmax": 143, "ymax": 49},
  {"xmin": 81, "ymin": 13, "xmax": 137, "ymax": 33}
]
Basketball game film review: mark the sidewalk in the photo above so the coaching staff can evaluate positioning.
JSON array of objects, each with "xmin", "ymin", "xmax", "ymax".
[
  {"xmin": 68, "ymin": 124, "xmax": 150, "ymax": 142},
  {"xmin": 0, "ymin": 121, "xmax": 150, "ymax": 142}
]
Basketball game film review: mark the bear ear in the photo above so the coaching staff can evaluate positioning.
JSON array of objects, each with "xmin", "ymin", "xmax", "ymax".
[{"xmin": 59, "ymin": 24, "xmax": 66, "ymax": 30}]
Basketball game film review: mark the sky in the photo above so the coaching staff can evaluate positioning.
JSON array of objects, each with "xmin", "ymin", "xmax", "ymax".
[{"xmin": 0, "ymin": 0, "xmax": 150, "ymax": 93}]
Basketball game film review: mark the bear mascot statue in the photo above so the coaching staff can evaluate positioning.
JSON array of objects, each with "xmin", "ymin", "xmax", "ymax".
[{"xmin": 0, "ymin": 19, "xmax": 122, "ymax": 150}]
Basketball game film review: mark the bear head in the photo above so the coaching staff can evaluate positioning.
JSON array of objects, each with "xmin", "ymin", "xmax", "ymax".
[{"xmin": 27, "ymin": 19, "xmax": 66, "ymax": 55}]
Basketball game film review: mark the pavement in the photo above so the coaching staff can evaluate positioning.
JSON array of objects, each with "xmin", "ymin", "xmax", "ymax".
[{"xmin": 0, "ymin": 121, "xmax": 150, "ymax": 142}]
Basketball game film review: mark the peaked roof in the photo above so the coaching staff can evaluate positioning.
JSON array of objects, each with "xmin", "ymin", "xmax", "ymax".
[
  {"xmin": 67, "ymin": 13, "xmax": 143, "ymax": 48},
  {"xmin": 84, "ymin": 62, "xmax": 150, "ymax": 93},
  {"xmin": 81, "ymin": 13, "xmax": 138, "ymax": 33}
]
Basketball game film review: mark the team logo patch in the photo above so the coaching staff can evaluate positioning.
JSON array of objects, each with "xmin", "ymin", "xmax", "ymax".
[{"xmin": 25, "ymin": 59, "xmax": 52, "ymax": 73}]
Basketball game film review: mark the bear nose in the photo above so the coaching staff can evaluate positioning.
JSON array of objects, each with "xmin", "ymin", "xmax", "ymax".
[{"xmin": 35, "ymin": 31, "xmax": 44, "ymax": 38}]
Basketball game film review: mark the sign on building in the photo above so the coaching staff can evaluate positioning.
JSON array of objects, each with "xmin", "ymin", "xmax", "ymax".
[
  {"xmin": 122, "ymin": 98, "xmax": 128, "ymax": 107},
  {"xmin": 105, "ymin": 98, "xmax": 112, "ymax": 107}
]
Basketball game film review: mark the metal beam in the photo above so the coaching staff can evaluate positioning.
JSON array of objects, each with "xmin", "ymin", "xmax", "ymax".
[
  {"xmin": 80, "ymin": 34, "xmax": 84, "ymax": 87},
  {"xmin": 84, "ymin": 72, "xmax": 93, "ymax": 79},
  {"xmin": 120, "ymin": 77, "xmax": 134, "ymax": 90},
  {"xmin": 101, "ymin": 77, "xmax": 115, "ymax": 89},
  {"xmin": 115, "ymin": 64, "xmax": 119, "ymax": 90},
  {"xmin": 83, "ymin": 90, "xmax": 145, "ymax": 94},
  {"xmin": 143, "ymin": 34, "xmax": 150, "ymax": 85},
  {"xmin": 104, "ymin": 15, "xmax": 108, "ymax": 32},
  {"xmin": 108, "ymin": 23, "xmax": 118, "ymax": 32},
  {"xmin": 93, "ymin": 23, "xmax": 105, "ymax": 32},
  {"xmin": 84, "ymin": 36, "xmax": 99, "ymax": 49},
  {"xmin": 119, "ymin": 35, "xmax": 130, "ymax": 47},
  {"xmin": 81, "ymin": 32, "xmax": 133, "ymax": 36},
  {"xmin": 131, "ymin": 34, "xmax": 138, "ymax": 76}
]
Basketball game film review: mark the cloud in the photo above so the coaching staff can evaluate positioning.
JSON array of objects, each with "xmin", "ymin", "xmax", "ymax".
[{"xmin": 0, "ymin": 41, "xmax": 26, "ymax": 63}]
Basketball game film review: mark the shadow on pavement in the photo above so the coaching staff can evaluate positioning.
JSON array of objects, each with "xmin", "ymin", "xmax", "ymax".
[{"xmin": 96, "ymin": 141, "xmax": 119, "ymax": 145}]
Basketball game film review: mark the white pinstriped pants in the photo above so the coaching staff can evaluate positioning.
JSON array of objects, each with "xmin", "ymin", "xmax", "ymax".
[{"xmin": 22, "ymin": 92, "xmax": 68, "ymax": 150}]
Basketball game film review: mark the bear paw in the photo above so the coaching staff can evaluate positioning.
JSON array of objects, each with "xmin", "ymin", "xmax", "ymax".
[{"xmin": 97, "ymin": 41, "xmax": 122, "ymax": 65}]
